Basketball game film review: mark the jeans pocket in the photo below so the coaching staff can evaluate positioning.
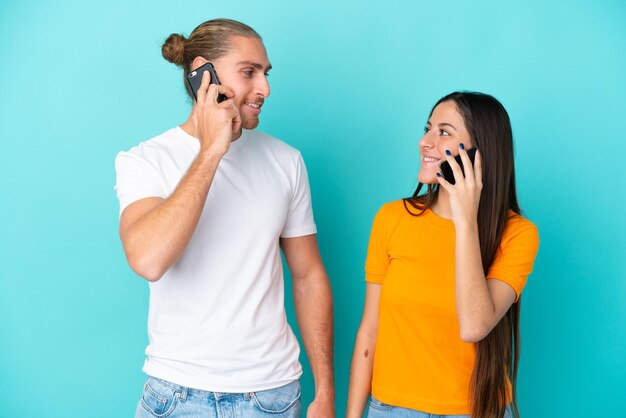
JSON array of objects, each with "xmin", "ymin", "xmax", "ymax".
[
  {"xmin": 139, "ymin": 377, "xmax": 181, "ymax": 417},
  {"xmin": 368, "ymin": 394, "xmax": 394, "ymax": 411},
  {"xmin": 251, "ymin": 380, "xmax": 301, "ymax": 414}
]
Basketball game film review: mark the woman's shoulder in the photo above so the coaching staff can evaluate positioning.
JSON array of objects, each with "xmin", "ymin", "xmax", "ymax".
[
  {"xmin": 503, "ymin": 211, "xmax": 539, "ymax": 246},
  {"xmin": 370, "ymin": 199, "xmax": 416, "ymax": 228},
  {"xmin": 376, "ymin": 199, "xmax": 409, "ymax": 217}
]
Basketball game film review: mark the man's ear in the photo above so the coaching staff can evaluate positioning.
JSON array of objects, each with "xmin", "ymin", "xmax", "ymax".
[{"xmin": 190, "ymin": 56, "xmax": 209, "ymax": 72}]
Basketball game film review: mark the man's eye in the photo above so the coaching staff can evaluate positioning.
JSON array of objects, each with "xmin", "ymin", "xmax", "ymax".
[
  {"xmin": 243, "ymin": 70, "xmax": 253, "ymax": 77},
  {"xmin": 264, "ymin": 73, "xmax": 270, "ymax": 78}
]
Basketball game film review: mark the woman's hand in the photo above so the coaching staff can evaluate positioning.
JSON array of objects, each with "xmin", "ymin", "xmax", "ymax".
[
  {"xmin": 191, "ymin": 70, "xmax": 242, "ymax": 157},
  {"xmin": 436, "ymin": 144, "xmax": 483, "ymax": 227}
]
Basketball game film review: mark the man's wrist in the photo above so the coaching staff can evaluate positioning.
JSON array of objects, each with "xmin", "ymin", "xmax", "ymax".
[
  {"xmin": 196, "ymin": 147, "xmax": 225, "ymax": 166},
  {"xmin": 314, "ymin": 383, "xmax": 336, "ymax": 400}
]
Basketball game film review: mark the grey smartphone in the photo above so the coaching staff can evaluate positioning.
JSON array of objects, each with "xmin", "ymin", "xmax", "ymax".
[
  {"xmin": 186, "ymin": 62, "xmax": 227, "ymax": 103},
  {"xmin": 438, "ymin": 147, "xmax": 478, "ymax": 184}
]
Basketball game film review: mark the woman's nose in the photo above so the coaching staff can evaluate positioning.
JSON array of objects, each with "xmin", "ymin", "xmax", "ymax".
[{"xmin": 419, "ymin": 132, "xmax": 434, "ymax": 149}]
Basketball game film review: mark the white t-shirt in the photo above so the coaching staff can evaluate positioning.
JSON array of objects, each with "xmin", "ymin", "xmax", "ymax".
[{"xmin": 114, "ymin": 127, "xmax": 317, "ymax": 392}]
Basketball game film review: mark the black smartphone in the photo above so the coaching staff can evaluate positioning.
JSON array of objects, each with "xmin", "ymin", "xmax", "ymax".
[
  {"xmin": 186, "ymin": 62, "xmax": 227, "ymax": 103},
  {"xmin": 438, "ymin": 147, "xmax": 478, "ymax": 184}
]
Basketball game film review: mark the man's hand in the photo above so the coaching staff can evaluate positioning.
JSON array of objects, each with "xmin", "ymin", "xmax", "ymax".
[
  {"xmin": 307, "ymin": 392, "xmax": 335, "ymax": 418},
  {"xmin": 192, "ymin": 70, "xmax": 241, "ymax": 157}
]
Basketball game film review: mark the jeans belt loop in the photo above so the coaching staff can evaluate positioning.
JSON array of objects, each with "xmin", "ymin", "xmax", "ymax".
[{"xmin": 179, "ymin": 385, "xmax": 188, "ymax": 401}]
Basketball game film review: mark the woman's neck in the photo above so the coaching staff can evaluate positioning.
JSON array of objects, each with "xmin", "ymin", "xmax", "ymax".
[{"xmin": 431, "ymin": 187, "xmax": 453, "ymax": 220}]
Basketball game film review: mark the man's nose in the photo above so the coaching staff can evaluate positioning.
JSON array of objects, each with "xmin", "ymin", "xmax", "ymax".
[{"xmin": 256, "ymin": 75, "xmax": 270, "ymax": 98}]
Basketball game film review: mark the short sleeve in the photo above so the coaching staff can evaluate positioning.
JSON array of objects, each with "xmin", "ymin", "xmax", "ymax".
[
  {"xmin": 365, "ymin": 205, "xmax": 391, "ymax": 284},
  {"xmin": 280, "ymin": 154, "xmax": 317, "ymax": 238},
  {"xmin": 487, "ymin": 217, "xmax": 539, "ymax": 301},
  {"xmin": 114, "ymin": 151, "xmax": 167, "ymax": 217}
]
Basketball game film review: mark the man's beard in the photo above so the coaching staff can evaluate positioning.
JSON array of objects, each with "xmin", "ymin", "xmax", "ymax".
[{"xmin": 240, "ymin": 113, "xmax": 259, "ymax": 130}]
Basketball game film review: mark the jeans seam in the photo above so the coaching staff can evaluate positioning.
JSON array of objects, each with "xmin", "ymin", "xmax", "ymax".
[
  {"xmin": 139, "ymin": 396, "xmax": 180, "ymax": 418},
  {"xmin": 148, "ymin": 377, "xmax": 184, "ymax": 392},
  {"xmin": 251, "ymin": 391, "xmax": 301, "ymax": 414},
  {"xmin": 368, "ymin": 396, "xmax": 394, "ymax": 411},
  {"xmin": 140, "ymin": 380, "xmax": 181, "ymax": 417}
]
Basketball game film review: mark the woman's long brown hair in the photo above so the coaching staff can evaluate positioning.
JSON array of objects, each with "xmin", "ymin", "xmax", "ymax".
[{"xmin": 404, "ymin": 92, "xmax": 521, "ymax": 418}]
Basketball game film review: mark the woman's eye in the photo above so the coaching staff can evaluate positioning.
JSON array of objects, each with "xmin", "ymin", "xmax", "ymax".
[
  {"xmin": 439, "ymin": 129, "xmax": 450, "ymax": 136},
  {"xmin": 424, "ymin": 127, "xmax": 430, "ymax": 133}
]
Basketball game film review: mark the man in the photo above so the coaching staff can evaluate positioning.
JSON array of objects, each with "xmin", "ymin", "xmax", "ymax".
[{"xmin": 115, "ymin": 19, "xmax": 334, "ymax": 417}]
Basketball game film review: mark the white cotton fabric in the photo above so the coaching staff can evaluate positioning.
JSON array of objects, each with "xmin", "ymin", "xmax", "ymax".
[{"xmin": 114, "ymin": 127, "xmax": 316, "ymax": 391}]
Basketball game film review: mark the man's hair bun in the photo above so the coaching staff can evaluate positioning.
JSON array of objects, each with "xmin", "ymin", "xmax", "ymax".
[{"xmin": 162, "ymin": 33, "xmax": 186, "ymax": 66}]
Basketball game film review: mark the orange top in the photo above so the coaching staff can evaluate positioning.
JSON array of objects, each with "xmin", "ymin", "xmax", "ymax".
[{"xmin": 366, "ymin": 200, "xmax": 539, "ymax": 415}]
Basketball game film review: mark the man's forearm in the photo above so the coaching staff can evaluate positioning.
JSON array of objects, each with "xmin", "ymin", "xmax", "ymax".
[
  {"xmin": 292, "ymin": 272, "xmax": 335, "ymax": 393},
  {"xmin": 121, "ymin": 149, "xmax": 222, "ymax": 280}
]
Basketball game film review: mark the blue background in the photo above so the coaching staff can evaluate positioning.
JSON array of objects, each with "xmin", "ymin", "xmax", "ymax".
[{"xmin": 1, "ymin": 1, "xmax": 625, "ymax": 416}]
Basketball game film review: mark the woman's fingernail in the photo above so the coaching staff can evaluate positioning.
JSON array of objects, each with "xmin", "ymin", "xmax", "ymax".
[
  {"xmin": 445, "ymin": 150, "xmax": 451, "ymax": 156},
  {"xmin": 460, "ymin": 143, "xmax": 465, "ymax": 150},
  {"xmin": 436, "ymin": 172, "xmax": 442, "ymax": 177}
]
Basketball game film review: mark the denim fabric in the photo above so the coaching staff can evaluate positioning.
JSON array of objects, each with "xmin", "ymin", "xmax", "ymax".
[
  {"xmin": 134, "ymin": 376, "xmax": 301, "ymax": 418},
  {"xmin": 367, "ymin": 395, "xmax": 512, "ymax": 418}
]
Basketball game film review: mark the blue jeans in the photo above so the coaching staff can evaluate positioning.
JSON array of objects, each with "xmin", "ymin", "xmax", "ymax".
[
  {"xmin": 367, "ymin": 395, "xmax": 512, "ymax": 418},
  {"xmin": 135, "ymin": 376, "xmax": 301, "ymax": 418}
]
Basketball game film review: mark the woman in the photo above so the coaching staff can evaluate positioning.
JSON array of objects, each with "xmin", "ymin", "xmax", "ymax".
[{"xmin": 347, "ymin": 92, "xmax": 539, "ymax": 418}]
